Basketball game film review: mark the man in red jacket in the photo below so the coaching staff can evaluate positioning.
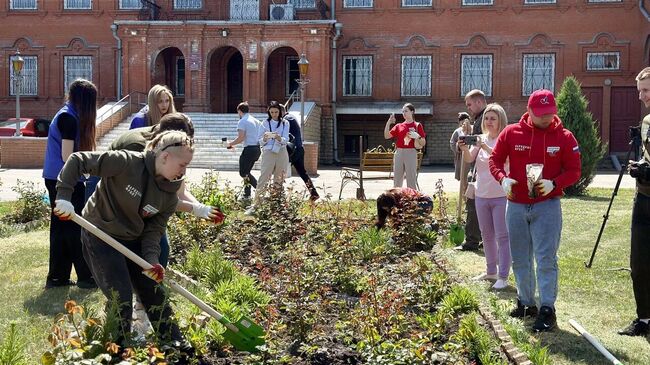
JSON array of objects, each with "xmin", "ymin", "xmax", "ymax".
[{"xmin": 489, "ymin": 89, "xmax": 581, "ymax": 332}]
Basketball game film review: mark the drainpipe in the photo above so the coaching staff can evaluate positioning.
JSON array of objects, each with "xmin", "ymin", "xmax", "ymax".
[
  {"xmin": 641, "ymin": 0, "xmax": 650, "ymax": 21},
  {"xmin": 110, "ymin": 24, "xmax": 123, "ymax": 99},
  {"xmin": 331, "ymin": 21, "xmax": 343, "ymax": 164}
]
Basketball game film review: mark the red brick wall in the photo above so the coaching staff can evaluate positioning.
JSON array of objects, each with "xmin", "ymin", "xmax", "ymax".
[{"xmin": 0, "ymin": 137, "xmax": 46, "ymax": 168}]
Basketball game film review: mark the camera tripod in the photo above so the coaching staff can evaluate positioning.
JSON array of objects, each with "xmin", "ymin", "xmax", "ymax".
[{"xmin": 585, "ymin": 129, "xmax": 642, "ymax": 268}]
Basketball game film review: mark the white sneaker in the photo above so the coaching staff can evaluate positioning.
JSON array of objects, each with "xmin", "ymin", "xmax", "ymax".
[
  {"xmin": 492, "ymin": 279, "xmax": 508, "ymax": 290},
  {"xmin": 473, "ymin": 273, "xmax": 498, "ymax": 281}
]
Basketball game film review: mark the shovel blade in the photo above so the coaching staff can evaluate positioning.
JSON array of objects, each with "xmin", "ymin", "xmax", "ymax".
[
  {"xmin": 449, "ymin": 224, "xmax": 465, "ymax": 245},
  {"xmin": 221, "ymin": 315, "xmax": 266, "ymax": 352}
]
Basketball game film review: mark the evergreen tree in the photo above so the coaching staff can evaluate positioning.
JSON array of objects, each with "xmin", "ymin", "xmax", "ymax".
[{"xmin": 556, "ymin": 76, "xmax": 607, "ymax": 196}]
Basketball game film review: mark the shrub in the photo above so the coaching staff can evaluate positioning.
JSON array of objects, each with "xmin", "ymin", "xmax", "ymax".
[
  {"xmin": 2, "ymin": 180, "xmax": 49, "ymax": 224},
  {"xmin": 556, "ymin": 76, "xmax": 607, "ymax": 196}
]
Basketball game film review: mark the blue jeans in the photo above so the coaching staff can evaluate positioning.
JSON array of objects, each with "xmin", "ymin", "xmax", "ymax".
[{"xmin": 506, "ymin": 198, "xmax": 562, "ymax": 309}]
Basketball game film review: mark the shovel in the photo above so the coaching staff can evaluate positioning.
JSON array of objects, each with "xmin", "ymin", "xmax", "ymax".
[
  {"xmin": 70, "ymin": 213, "xmax": 266, "ymax": 353},
  {"xmin": 449, "ymin": 157, "xmax": 466, "ymax": 245}
]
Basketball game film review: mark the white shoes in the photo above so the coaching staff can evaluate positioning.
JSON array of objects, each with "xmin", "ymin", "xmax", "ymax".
[
  {"xmin": 473, "ymin": 273, "xmax": 498, "ymax": 281},
  {"xmin": 492, "ymin": 278, "xmax": 509, "ymax": 290}
]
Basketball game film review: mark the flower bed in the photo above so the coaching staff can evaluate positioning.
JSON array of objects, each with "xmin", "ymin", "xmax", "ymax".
[{"xmin": 42, "ymin": 172, "xmax": 510, "ymax": 364}]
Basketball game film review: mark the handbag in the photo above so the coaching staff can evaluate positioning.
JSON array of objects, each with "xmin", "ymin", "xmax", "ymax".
[{"xmin": 464, "ymin": 166, "xmax": 477, "ymax": 199}]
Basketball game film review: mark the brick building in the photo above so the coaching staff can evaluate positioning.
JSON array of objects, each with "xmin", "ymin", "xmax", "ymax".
[{"xmin": 1, "ymin": 0, "xmax": 648, "ymax": 165}]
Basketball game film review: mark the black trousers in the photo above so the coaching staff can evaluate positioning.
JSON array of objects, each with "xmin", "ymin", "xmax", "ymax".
[
  {"xmin": 44, "ymin": 178, "xmax": 93, "ymax": 283},
  {"xmin": 465, "ymin": 198, "xmax": 483, "ymax": 244},
  {"xmin": 239, "ymin": 145, "xmax": 261, "ymax": 197},
  {"xmin": 290, "ymin": 146, "xmax": 311, "ymax": 184},
  {"xmin": 631, "ymin": 191, "xmax": 650, "ymax": 318},
  {"xmin": 81, "ymin": 229, "xmax": 182, "ymax": 342}
]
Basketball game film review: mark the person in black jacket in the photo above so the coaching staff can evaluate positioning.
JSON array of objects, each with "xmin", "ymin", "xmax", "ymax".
[
  {"xmin": 283, "ymin": 105, "xmax": 319, "ymax": 200},
  {"xmin": 455, "ymin": 89, "xmax": 486, "ymax": 251}
]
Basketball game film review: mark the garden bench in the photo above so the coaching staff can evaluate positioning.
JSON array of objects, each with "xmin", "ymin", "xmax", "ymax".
[{"xmin": 339, "ymin": 137, "xmax": 423, "ymax": 200}]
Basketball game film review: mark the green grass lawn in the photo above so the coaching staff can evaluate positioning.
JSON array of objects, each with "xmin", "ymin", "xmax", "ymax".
[
  {"xmin": 0, "ymin": 228, "xmax": 105, "ymax": 363},
  {"xmin": 0, "ymin": 189, "xmax": 645, "ymax": 364},
  {"xmin": 445, "ymin": 188, "xmax": 647, "ymax": 365}
]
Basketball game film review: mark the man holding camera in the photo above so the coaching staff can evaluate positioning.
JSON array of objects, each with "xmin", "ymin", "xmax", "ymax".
[
  {"xmin": 455, "ymin": 89, "xmax": 486, "ymax": 251},
  {"xmin": 489, "ymin": 89, "xmax": 581, "ymax": 331},
  {"xmin": 619, "ymin": 67, "xmax": 650, "ymax": 337}
]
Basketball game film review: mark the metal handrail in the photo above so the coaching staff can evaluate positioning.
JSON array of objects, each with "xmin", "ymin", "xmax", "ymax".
[
  {"xmin": 95, "ymin": 92, "xmax": 146, "ymax": 138},
  {"xmin": 283, "ymin": 89, "xmax": 298, "ymax": 111}
]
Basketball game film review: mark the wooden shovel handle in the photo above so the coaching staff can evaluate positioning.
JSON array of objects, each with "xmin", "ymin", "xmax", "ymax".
[{"xmin": 70, "ymin": 213, "xmax": 233, "ymax": 327}]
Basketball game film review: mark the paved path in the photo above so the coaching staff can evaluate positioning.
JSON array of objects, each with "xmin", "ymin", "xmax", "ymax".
[{"xmin": 0, "ymin": 166, "xmax": 635, "ymax": 202}]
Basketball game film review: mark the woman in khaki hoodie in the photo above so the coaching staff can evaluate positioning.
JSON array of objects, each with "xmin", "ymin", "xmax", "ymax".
[{"xmin": 53, "ymin": 130, "xmax": 194, "ymax": 349}]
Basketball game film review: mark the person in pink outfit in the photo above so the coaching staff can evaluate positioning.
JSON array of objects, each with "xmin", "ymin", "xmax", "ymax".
[{"xmin": 459, "ymin": 103, "xmax": 510, "ymax": 290}]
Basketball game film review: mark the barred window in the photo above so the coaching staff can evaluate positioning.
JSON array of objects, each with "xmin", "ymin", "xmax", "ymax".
[
  {"xmin": 402, "ymin": 0, "xmax": 432, "ymax": 6},
  {"xmin": 119, "ymin": 0, "xmax": 142, "ymax": 9},
  {"xmin": 343, "ymin": 0, "xmax": 373, "ymax": 7},
  {"xmin": 174, "ymin": 0, "xmax": 202, "ymax": 9},
  {"xmin": 343, "ymin": 56, "xmax": 372, "ymax": 96},
  {"xmin": 64, "ymin": 0, "xmax": 91, "ymax": 9},
  {"xmin": 522, "ymin": 54, "xmax": 555, "ymax": 96},
  {"xmin": 461, "ymin": 55, "xmax": 492, "ymax": 97},
  {"xmin": 10, "ymin": 0, "xmax": 37, "ymax": 9},
  {"xmin": 9, "ymin": 56, "xmax": 37, "ymax": 96},
  {"xmin": 401, "ymin": 56, "xmax": 431, "ymax": 97},
  {"xmin": 462, "ymin": 0, "xmax": 493, "ymax": 5},
  {"xmin": 64, "ymin": 56, "xmax": 92, "ymax": 93},
  {"xmin": 524, "ymin": 0, "xmax": 556, "ymax": 4},
  {"xmin": 291, "ymin": 0, "xmax": 316, "ymax": 8},
  {"xmin": 587, "ymin": 52, "xmax": 620, "ymax": 71}
]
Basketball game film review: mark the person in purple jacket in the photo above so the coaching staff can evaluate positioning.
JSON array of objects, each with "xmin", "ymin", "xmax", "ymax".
[{"xmin": 129, "ymin": 84, "xmax": 176, "ymax": 130}]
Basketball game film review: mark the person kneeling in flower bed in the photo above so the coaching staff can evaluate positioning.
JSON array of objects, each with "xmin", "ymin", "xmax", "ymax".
[
  {"xmin": 375, "ymin": 187, "xmax": 433, "ymax": 230},
  {"xmin": 53, "ymin": 130, "xmax": 195, "ymax": 353}
]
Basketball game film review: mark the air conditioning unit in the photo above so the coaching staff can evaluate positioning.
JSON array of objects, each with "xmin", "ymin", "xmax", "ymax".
[{"xmin": 270, "ymin": 4, "xmax": 294, "ymax": 20}]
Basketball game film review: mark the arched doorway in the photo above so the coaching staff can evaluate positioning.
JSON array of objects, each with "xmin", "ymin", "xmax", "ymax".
[
  {"xmin": 152, "ymin": 47, "xmax": 185, "ymax": 110},
  {"xmin": 209, "ymin": 47, "xmax": 243, "ymax": 113},
  {"xmin": 266, "ymin": 47, "xmax": 299, "ymax": 105}
]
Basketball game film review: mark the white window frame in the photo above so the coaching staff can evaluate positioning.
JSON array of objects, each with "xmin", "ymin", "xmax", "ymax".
[
  {"xmin": 285, "ymin": 56, "xmax": 299, "ymax": 97},
  {"xmin": 291, "ymin": 0, "xmax": 316, "ymax": 8},
  {"xmin": 119, "ymin": 0, "xmax": 142, "ymax": 9},
  {"xmin": 460, "ymin": 54, "xmax": 493, "ymax": 97},
  {"xmin": 9, "ymin": 55, "xmax": 37, "ymax": 96},
  {"xmin": 586, "ymin": 52, "xmax": 620, "ymax": 71},
  {"xmin": 522, "ymin": 53, "xmax": 555, "ymax": 96},
  {"xmin": 174, "ymin": 0, "xmax": 202, "ymax": 9},
  {"xmin": 64, "ymin": 0, "xmax": 92, "ymax": 9},
  {"xmin": 343, "ymin": 0, "xmax": 373, "ymax": 8},
  {"xmin": 64, "ymin": 56, "xmax": 93, "ymax": 93},
  {"xmin": 10, "ymin": 0, "xmax": 37, "ymax": 9},
  {"xmin": 462, "ymin": 0, "xmax": 493, "ymax": 5},
  {"xmin": 524, "ymin": 0, "xmax": 556, "ymax": 4},
  {"xmin": 343, "ymin": 56, "xmax": 373, "ymax": 97},
  {"xmin": 402, "ymin": 0, "xmax": 432, "ymax": 6},
  {"xmin": 401, "ymin": 55, "xmax": 432, "ymax": 97}
]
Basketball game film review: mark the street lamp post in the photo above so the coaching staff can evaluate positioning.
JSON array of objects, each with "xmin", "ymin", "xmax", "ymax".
[
  {"xmin": 11, "ymin": 51, "xmax": 25, "ymax": 137},
  {"xmin": 296, "ymin": 53, "xmax": 310, "ymax": 140}
]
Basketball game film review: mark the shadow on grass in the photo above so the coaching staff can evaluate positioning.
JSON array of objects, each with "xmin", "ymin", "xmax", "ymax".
[
  {"xmin": 23, "ymin": 286, "xmax": 97, "ymax": 316},
  {"xmin": 534, "ymin": 326, "xmax": 631, "ymax": 365}
]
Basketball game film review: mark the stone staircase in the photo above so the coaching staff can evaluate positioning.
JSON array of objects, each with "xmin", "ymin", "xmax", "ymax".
[{"xmin": 96, "ymin": 112, "xmax": 269, "ymax": 170}]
